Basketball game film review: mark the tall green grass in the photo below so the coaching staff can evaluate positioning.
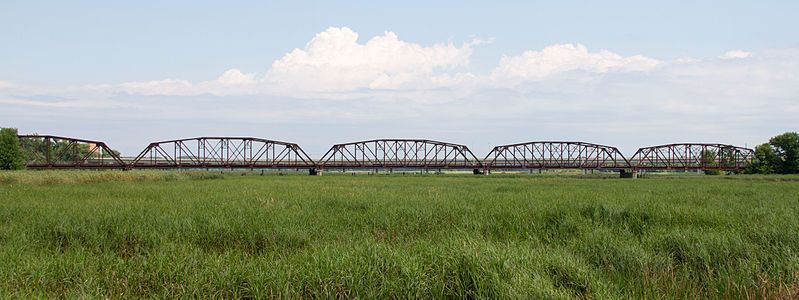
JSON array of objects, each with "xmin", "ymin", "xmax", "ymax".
[{"xmin": 0, "ymin": 172, "xmax": 797, "ymax": 298}]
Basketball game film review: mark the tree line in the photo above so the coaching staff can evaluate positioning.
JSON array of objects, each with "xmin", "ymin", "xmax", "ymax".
[{"xmin": 1, "ymin": 127, "xmax": 797, "ymax": 173}]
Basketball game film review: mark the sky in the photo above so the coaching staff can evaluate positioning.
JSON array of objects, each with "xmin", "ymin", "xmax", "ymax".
[{"xmin": 1, "ymin": 0, "xmax": 798, "ymax": 157}]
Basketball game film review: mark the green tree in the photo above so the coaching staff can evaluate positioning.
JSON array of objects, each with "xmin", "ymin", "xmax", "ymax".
[
  {"xmin": 747, "ymin": 132, "xmax": 799, "ymax": 174},
  {"xmin": 769, "ymin": 132, "xmax": 799, "ymax": 174},
  {"xmin": 747, "ymin": 143, "xmax": 778, "ymax": 174},
  {"xmin": 0, "ymin": 128, "xmax": 26, "ymax": 170}
]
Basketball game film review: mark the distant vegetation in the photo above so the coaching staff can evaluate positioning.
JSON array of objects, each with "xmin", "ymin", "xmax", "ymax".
[{"xmin": 1, "ymin": 172, "xmax": 798, "ymax": 298}]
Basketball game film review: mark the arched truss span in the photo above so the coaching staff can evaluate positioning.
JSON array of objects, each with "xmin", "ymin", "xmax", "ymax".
[
  {"xmin": 483, "ymin": 141, "xmax": 631, "ymax": 170},
  {"xmin": 318, "ymin": 139, "xmax": 482, "ymax": 169},
  {"xmin": 131, "ymin": 137, "xmax": 314, "ymax": 169},
  {"xmin": 631, "ymin": 143, "xmax": 754, "ymax": 170},
  {"xmin": 17, "ymin": 135, "xmax": 126, "ymax": 169}
]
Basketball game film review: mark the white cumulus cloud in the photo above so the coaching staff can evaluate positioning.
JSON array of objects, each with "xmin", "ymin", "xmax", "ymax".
[
  {"xmin": 216, "ymin": 69, "xmax": 257, "ymax": 85},
  {"xmin": 264, "ymin": 27, "xmax": 476, "ymax": 91},
  {"xmin": 491, "ymin": 44, "xmax": 661, "ymax": 81}
]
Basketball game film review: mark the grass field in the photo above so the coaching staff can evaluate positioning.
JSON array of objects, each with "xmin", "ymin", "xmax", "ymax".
[{"xmin": 1, "ymin": 171, "xmax": 798, "ymax": 298}]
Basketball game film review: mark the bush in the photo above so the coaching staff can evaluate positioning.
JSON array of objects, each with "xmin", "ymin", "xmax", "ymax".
[{"xmin": 0, "ymin": 128, "xmax": 26, "ymax": 170}]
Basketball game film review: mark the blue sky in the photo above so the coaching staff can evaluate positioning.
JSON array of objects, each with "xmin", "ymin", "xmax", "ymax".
[{"xmin": 1, "ymin": 1, "xmax": 798, "ymax": 156}]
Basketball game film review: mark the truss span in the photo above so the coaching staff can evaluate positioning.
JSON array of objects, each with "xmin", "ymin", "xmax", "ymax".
[
  {"xmin": 631, "ymin": 143, "xmax": 754, "ymax": 170},
  {"xmin": 318, "ymin": 139, "xmax": 482, "ymax": 169},
  {"xmin": 483, "ymin": 141, "xmax": 631, "ymax": 170},
  {"xmin": 131, "ymin": 137, "xmax": 315, "ymax": 169},
  {"xmin": 18, "ymin": 135, "xmax": 126, "ymax": 169}
]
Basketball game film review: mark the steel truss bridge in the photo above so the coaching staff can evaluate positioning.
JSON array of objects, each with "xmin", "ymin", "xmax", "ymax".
[
  {"xmin": 130, "ymin": 137, "xmax": 314, "ymax": 169},
  {"xmin": 17, "ymin": 135, "xmax": 755, "ymax": 175},
  {"xmin": 18, "ymin": 135, "xmax": 127, "ymax": 169}
]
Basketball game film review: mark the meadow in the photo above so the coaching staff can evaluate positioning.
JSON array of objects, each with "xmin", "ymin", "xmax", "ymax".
[{"xmin": 0, "ymin": 171, "xmax": 798, "ymax": 299}]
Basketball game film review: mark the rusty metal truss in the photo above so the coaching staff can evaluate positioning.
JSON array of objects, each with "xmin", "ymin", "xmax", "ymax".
[
  {"xmin": 631, "ymin": 143, "xmax": 754, "ymax": 170},
  {"xmin": 17, "ymin": 135, "xmax": 126, "ymax": 169},
  {"xmin": 130, "ymin": 137, "xmax": 315, "ymax": 169},
  {"xmin": 318, "ymin": 139, "xmax": 482, "ymax": 169},
  {"xmin": 483, "ymin": 141, "xmax": 631, "ymax": 170},
  {"xmin": 16, "ymin": 133, "xmax": 758, "ymax": 173}
]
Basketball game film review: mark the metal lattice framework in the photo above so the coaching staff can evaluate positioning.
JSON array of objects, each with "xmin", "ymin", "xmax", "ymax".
[
  {"xmin": 631, "ymin": 143, "xmax": 754, "ymax": 170},
  {"xmin": 15, "ymin": 133, "xmax": 760, "ymax": 174},
  {"xmin": 483, "ymin": 141, "xmax": 631, "ymax": 170},
  {"xmin": 318, "ymin": 139, "xmax": 482, "ymax": 169},
  {"xmin": 18, "ymin": 135, "xmax": 126, "ymax": 169},
  {"xmin": 130, "ymin": 137, "xmax": 315, "ymax": 169}
]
